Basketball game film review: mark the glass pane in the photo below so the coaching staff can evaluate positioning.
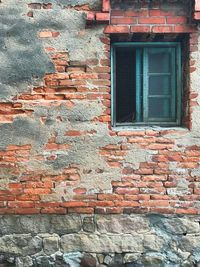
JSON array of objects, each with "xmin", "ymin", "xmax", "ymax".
[
  {"xmin": 116, "ymin": 48, "xmax": 136, "ymax": 123},
  {"xmin": 148, "ymin": 50, "xmax": 170, "ymax": 73},
  {"xmin": 148, "ymin": 98, "xmax": 170, "ymax": 118},
  {"xmin": 149, "ymin": 75, "xmax": 171, "ymax": 95}
]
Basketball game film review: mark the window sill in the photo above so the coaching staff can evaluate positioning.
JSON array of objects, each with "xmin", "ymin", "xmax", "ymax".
[{"xmin": 112, "ymin": 125, "xmax": 189, "ymax": 132}]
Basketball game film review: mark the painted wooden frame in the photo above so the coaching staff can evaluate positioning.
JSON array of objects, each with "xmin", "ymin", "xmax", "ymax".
[{"xmin": 111, "ymin": 42, "xmax": 182, "ymax": 127}]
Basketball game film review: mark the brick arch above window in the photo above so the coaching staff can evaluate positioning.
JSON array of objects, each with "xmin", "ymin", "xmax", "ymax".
[{"xmin": 86, "ymin": 0, "xmax": 200, "ymax": 32}]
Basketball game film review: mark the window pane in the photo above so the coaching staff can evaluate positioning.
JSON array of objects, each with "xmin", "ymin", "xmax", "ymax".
[
  {"xmin": 149, "ymin": 75, "xmax": 171, "ymax": 95},
  {"xmin": 148, "ymin": 50, "xmax": 170, "ymax": 73},
  {"xmin": 115, "ymin": 48, "xmax": 136, "ymax": 123},
  {"xmin": 148, "ymin": 98, "xmax": 170, "ymax": 118}
]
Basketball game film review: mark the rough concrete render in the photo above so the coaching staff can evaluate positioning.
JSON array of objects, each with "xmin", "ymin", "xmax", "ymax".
[{"xmin": 1, "ymin": 0, "xmax": 200, "ymax": 266}]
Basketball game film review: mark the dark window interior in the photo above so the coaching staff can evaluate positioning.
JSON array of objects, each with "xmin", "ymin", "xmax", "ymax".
[{"xmin": 116, "ymin": 48, "xmax": 136, "ymax": 123}]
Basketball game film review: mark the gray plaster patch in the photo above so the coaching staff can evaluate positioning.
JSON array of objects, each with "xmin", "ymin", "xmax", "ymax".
[
  {"xmin": 28, "ymin": 0, "xmax": 102, "ymax": 9},
  {"xmin": 57, "ymin": 0, "xmax": 101, "ymax": 9},
  {"xmin": 32, "ymin": 8, "xmax": 105, "ymax": 61},
  {"xmin": 167, "ymin": 177, "xmax": 190, "ymax": 196},
  {"xmin": 0, "ymin": 1, "xmax": 54, "ymax": 100},
  {"xmin": 0, "ymin": 117, "xmax": 50, "ymax": 151},
  {"xmin": 43, "ymin": 122, "xmax": 125, "ymax": 199},
  {"xmin": 0, "ymin": 1, "xmax": 104, "ymax": 100},
  {"xmin": 124, "ymin": 148, "xmax": 152, "ymax": 170}
]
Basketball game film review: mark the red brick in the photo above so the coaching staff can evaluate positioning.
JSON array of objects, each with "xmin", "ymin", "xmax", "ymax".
[
  {"xmin": 124, "ymin": 10, "xmax": 148, "ymax": 17},
  {"xmin": 142, "ymin": 200, "xmax": 170, "ymax": 207},
  {"xmin": 175, "ymin": 208, "xmax": 198, "ymax": 215},
  {"xmin": 102, "ymin": 0, "xmax": 110, "ymax": 12},
  {"xmin": 7, "ymin": 144, "xmax": 31, "ymax": 150},
  {"xmin": 8, "ymin": 201, "xmax": 35, "ymax": 208},
  {"xmin": 152, "ymin": 26, "xmax": 173, "ymax": 33},
  {"xmin": 135, "ymin": 168, "xmax": 154, "ymax": 175},
  {"xmin": 61, "ymin": 201, "xmax": 88, "ymax": 207},
  {"xmin": 97, "ymin": 194, "xmax": 123, "ymax": 201},
  {"xmin": 149, "ymin": 10, "xmax": 174, "ymax": 16},
  {"xmin": 114, "ymin": 201, "xmax": 139, "ymax": 207},
  {"xmin": 104, "ymin": 25, "xmax": 130, "ymax": 34},
  {"xmin": 68, "ymin": 207, "xmax": 94, "ymax": 214},
  {"xmin": 194, "ymin": 12, "xmax": 200, "ymax": 20},
  {"xmin": 86, "ymin": 12, "xmax": 95, "ymax": 21},
  {"xmin": 166, "ymin": 16, "xmax": 187, "ymax": 24},
  {"xmin": 174, "ymin": 25, "xmax": 196, "ymax": 33},
  {"xmin": 148, "ymin": 143, "xmax": 173, "ymax": 150},
  {"xmin": 130, "ymin": 26, "xmax": 150, "ymax": 33},
  {"xmin": 70, "ymin": 73, "xmax": 98, "ymax": 79},
  {"xmin": 96, "ymin": 13, "xmax": 110, "ymax": 22},
  {"xmin": 41, "ymin": 208, "xmax": 66, "ymax": 214},
  {"xmin": 111, "ymin": 10, "xmax": 124, "ymax": 16},
  {"xmin": 138, "ymin": 17, "xmax": 165, "ymax": 24},
  {"xmin": 16, "ymin": 194, "xmax": 40, "ymax": 201},
  {"xmin": 73, "ymin": 188, "xmax": 87, "ymax": 194},
  {"xmin": 15, "ymin": 208, "xmax": 40, "ymax": 214},
  {"xmin": 115, "ymin": 187, "xmax": 139, "ymax": 195},
  {"xmin": 0, "ymin": 208, "xmax": 15, "ymax": 214},
  {"xmin": 142, "ymin": 175, "xmax": 167, "ymax": 182},
  {"xmin": 179, "ymin": 162, "xmax": 198, "ymax": 168},
  {"xmin": 151, "ymin": 195, "xmax": 172, "ymax": 200},
  {"xmin": 38, "ymin": 31, "xmax": 52, "ymax": 38},
  {"xmin": 8, "ymin": 183, "xmax": 24, "ymax": 189},
  {"xmin": 111, "ymin": 17, "xmax": 137, "ymax": 24},
  {"xmin": 117, "ymin": 131, "xmax": 145, "ymax": 137},
  {"xmin": 24, "ymin": 188, "xmax": 51, "ymax": 195},
  {"xmin": 88, "ymin": 201, "xmax": 114, "ymax": 207},
  {"xmin": 93, "ymin": 66, "xmax": 110, "ymax": 73}
]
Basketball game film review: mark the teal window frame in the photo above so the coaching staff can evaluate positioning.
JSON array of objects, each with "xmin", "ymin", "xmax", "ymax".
[{"xmin": 111, "ymin": 42, "xmax": 182, "ymax": 127}]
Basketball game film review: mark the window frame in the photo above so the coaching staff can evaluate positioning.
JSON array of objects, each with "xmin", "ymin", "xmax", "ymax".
[{"xmin": 111, "ymin": 42, "xmax": 182, "ymax": 127}]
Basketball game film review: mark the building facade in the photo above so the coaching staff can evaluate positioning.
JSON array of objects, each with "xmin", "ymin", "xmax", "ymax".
[{"xmin": 1, "ymin": 0, "xmax": 200, "ymax": 266}]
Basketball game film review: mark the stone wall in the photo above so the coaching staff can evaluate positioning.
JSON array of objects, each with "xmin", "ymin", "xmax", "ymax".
[
  {"xmin": 0, "ymin": 0, "xmax": 199, "ymax": 215},
  {"xmin": 0, "ymin": 214, "xmax": 200, "ymax": 267}
]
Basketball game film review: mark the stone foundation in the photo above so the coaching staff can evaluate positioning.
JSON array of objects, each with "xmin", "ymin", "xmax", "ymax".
[{"xmin": 0, "ymin": 214, "xmax": 200, "ymax": 266}]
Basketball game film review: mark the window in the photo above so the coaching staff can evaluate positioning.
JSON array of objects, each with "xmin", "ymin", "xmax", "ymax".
[{"xmin": 111, "ymin": 42, "xmax": 182, "ymax": 127}]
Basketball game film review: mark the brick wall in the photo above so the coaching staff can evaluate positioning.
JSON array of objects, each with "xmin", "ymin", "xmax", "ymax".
[
  {"xmin": 0, "ymin": 0, "xmax": 200, "ymax": 217},
  {"xmin": 106, "ymin": 1, "xmax": 195, "ymax": 33}
]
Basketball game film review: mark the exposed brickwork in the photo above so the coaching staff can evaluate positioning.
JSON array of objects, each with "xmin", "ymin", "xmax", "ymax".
[
  {"xmin": 0, "ymin": 0, "xmax": 200, "ymax": 217},
  {"xmin": 104, "ymin": 1, "xmax": 196, "ymax": 33}
]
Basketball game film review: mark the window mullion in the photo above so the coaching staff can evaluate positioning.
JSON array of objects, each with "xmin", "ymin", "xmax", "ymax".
[
  {"xmin": 171, "ymin": 48, "xmax": 176, "ymax": 121},
  {"xmin": 111, "ymin": 46, "xmax": 116, "ymax": 126},
  {"xmin": 143, "ymin": 48, "xmax": 148, "ymax": 122},
  {"xmin": 136, "ymin": 49, "xmax": 142, "ymax": 122}
]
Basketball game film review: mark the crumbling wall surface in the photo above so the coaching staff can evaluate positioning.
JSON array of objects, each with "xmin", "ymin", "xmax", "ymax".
[
  {"xmin": 1, "ymin": 0, "xmax": 200, "ymax": 265},
  {"xmin": 0, "ymin": 0, "xmax": 200, "ymax": 216},
  {"xmin": 0, "ymin": 214, "xmax": 199, "ymax": 267}
]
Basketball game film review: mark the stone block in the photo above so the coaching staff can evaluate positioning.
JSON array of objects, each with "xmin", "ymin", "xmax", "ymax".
[
  {"xmin": 82, "ymin": 217, "xmax": 95, "ymax": 233},
  {"xmin": 51, "ymin": 215, "xmax": 82, "ymax": 234},
  {"xmin": 61, "ymin": 234, "xmax": 144, "ymax": 253},
  {"xmin": 43, "ymin": 234, "xmax": 60, "ymax": 255},
  {"xmin": 96, "ymin": 215, "xmax": 150, "ymax": 234}
]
